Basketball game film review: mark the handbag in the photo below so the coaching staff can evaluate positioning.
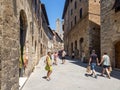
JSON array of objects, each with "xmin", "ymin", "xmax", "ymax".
[
  {"xmin": 108, "ymin": 66, "xmax": 112, "ymax": 73},
  {"xmin": 86, "ymin": 65, "xmax": 91, "ymax": 73}
]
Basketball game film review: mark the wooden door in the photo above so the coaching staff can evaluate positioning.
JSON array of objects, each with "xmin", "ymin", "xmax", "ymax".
[{"xmin": 115, "ymin": 41, "xmax": 120, "ymax": 69}]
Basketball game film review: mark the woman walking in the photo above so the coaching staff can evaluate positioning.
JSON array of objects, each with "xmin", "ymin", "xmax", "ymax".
[
  {"xmin": 45, "ymin": 52, "xmax": 53, "ymax": 81},
  {"xmin": 99, "ymin": 52, "xmax": 111, "ymax": 79}
]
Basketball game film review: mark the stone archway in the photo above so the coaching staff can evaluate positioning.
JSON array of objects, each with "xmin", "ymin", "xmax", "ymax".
[
  {"xmin": 19, "ymin": 10, "xmax": 28, "ymax": 77},
  {"xmin": 115, "ymin": 41, "xmax": 120, "ymax": 69}
]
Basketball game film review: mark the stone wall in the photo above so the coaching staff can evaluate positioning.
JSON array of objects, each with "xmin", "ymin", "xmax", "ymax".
[
  {"xmin": 0, "ymin": 0, "xmax": 3, "ymax": 89},
  {"xmin": 63, "ymin": 0, "xmax": 101, "ymax": 61},
  {"xmin": 89, "ymin": 21, "xmax": 100, "ymax": 58},
  {"xmin": 1, "ymin": 0, "xmax": 19, "ymax": 89},
  {"xmin": 89, "ymin": 0, "xmax": 100, "ymax": 59},
  {"xmin": 68, "ymin": 16, "xmax": 89, "ymax": 59},
  {"xmin": 16, "ymin": 0, "xmax": 41, "ymax": 77},
  {"xmin": 0, "ymin": 0, "xmax": 43, "ymax": 89},
  {"xmin": 101, "ymin": 0, "xmax": 120, "ymax": 68},
  {"xmin": 63, "ymin": 0, "xmax": 89, "ymax": 59}
]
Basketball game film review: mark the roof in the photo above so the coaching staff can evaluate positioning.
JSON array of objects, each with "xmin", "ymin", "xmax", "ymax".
[
  {"xmin": 62, "ymin": 0, "xmax": 69, "ymax": 19},
  {"xmin": 48, "ymin": 27, "xmax": 54, "ymax": 35},
  {"xmin": 56, "ymin": 32, "xmax": 63, "ymax": 42},
  {"xmin": 41, "ymin": 4, "xmax": 49, "ymax": 25},
  {"xmin": 52, "ymin": 31, "xmax": 63, "ymax": 42}
]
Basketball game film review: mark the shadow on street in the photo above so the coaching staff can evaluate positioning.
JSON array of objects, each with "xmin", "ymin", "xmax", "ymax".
[{"xmin": 65, "ymin": 56, "xmax": 120, "ymax": 80}]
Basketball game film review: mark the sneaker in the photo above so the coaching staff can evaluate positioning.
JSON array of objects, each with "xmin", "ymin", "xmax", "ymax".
[
  {"xmin": 95, "ymin": 75, "xmax": 97, "ymax": 79},
  {"xmin": 100, "ymin": 74, "xmax": 105, "ymax": 77},
  {"xmin": 106, "ymin": 75, "xmax": 111, "ymax": 79},
  {"xmin": 90, "ymin": 73, "xmax": 93, "ymax": 76}
]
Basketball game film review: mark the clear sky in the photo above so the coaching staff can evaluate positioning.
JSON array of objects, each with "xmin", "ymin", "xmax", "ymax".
[{"xmin": 40, "ymin": 0, "xmax": 65, "ymax": 30}]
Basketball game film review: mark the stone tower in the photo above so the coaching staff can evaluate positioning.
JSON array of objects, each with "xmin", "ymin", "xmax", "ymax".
[
  {"xmin": 56, "ymin": 18, "xmax": 61, "ymax": 34},
  {"xmin": 56, "ymin": 18, "xmax": 63, "ymax": 40}
]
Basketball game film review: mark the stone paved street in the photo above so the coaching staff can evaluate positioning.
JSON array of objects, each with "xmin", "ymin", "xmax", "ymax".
[{"xmin": 22, "ymin": 57, "xmax": 120, "ymax": 90}]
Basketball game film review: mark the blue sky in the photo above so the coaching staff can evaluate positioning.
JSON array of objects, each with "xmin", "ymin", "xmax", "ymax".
[{"xmin": 41, "ymin": 0, "xmax": 65, "ymax": 30}]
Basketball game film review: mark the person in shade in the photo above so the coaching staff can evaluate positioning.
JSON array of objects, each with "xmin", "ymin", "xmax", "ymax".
[
  {"xmin": 72, "ymin": 51, "xmax": 75, "ymax": 59},
  {"xmin": 98, "ymin": 52, "xmax": 111, "ymax": 79},
  {"xmin": 62, "ymin": 50, "xmax": 66, "ymax": 64},
  {"xmin": 45, "ymin": 52, "xmax": 53, "ymax": 81},
  {"xmin": 89, "ymin": 50, "xmax": 99, "ymax": 78}
]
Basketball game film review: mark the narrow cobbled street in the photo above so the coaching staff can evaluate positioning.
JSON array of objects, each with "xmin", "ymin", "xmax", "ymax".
[{"xmin": 22, "ymin": 57, "xmax": 120, "ymax": 90}]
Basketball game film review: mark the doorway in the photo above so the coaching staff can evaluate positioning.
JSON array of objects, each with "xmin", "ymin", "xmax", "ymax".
[
  {"xmin": 19, "ymin": 10, "xmax": 28, "ymax": 77},
  {"xmin": 115, "ymin": 41, "xmax": 120, "ymax": 69}
]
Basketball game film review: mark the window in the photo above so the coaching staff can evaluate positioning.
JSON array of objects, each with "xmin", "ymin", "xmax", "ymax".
[
  {"xmin": 71, "ymin": 9, "xmax": 73, "ymax": 15},
  {"xmin": 41, "ymin": 44, "xmax": 42, "ymax": 54},
  {"xmin": 35, "ymin": 41, "xmax": 37, "ymax": 52},
  {"xmin": 80, "ymin": 38, "xmax": 84, "ymax": 43},
  {"xmin": 71, "ymin": 43, "xmax": 73, "ymax": 53},
  {"xmin": 34, "ymin": 0, "xmax": 37, "ymax": 14},
  {"xmin": 80, "ymin": 8, "xmax": 83, "ymax": 19},
  {"xmin": 71, "ymin": 21, "xmax": 73, "ymax": 28},
  {"xmin": 113, "ymin": 0, "xmax": 120, "ymax": 12},
  {"xmin": 74, "ymin": 1, "xmax": 77, "ymax": 9},
  {"xmin": 75, "ymin": 40, "xmax": 77, "ymax": 49},
  {"xmin": 74, "ymin": 16, "xmax": 77, "ymax": 24},
  {"xmin": 13, "ymin": 0, "xmax": 17, "ymax": 16}
]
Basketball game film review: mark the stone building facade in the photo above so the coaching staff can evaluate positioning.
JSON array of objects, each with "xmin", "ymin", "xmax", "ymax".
[
  {"xmin": 40, "ymin": 4, "xmax": 48, "ymax": 56},
  {"xmin": 40, "ymin": 4, "xmax": 52, "ymax": 55},
  {"xmin": 0, "ymin": 0, "xmax": 51, "ymax": 89},
  {"xmin": 89, "ymin": 0, "xmax": 101, "ymax": 59},
  {"xmin": 62, "ymin": 0, "xmax": 100, "ymax": 60},
  {"xmin": 53, "ymin": 31, "xmax": 63, "ymax": 52},
  {"xmin": 18, "ymin": 0, "xmax": 42, "ymax": 78},
  {"xmin": 101, "ymin": 0, "xmax": 120, "ymax": 69}
]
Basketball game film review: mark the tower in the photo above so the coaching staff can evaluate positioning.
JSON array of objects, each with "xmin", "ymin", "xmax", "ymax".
[
  {"xmin": 56, "ymin": 18, "xmax": 63, "ymax": 40},
  {"xmin": 56, "ymin": 18, "xmax": 61, "ymax": 34}
]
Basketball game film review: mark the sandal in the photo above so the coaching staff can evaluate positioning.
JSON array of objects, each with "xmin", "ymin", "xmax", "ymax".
[{"xmin": 46, "ymin": 78, "xmax": 51, "ymax": 81}]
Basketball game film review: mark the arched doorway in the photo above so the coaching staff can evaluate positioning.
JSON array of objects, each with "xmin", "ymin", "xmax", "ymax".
[
  {"xmin": 115, "ymin": 41, "xmax": 120, "ymax": 69},
  {"xmin": 19, "ymin": 10, "xmax": 28, "ymax": 77},
  {"xmin": 79, "ymin": 38, "xmax": 84, "ymax": 58}
]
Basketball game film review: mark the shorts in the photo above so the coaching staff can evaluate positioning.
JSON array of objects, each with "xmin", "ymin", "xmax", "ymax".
[
  {"xmin": 103, "ymin": 65, "xmax": 110, "ymax": 69},
  {"xmin": 62, "ymin": 57, "xmax": 65, "ymax": 59},
  {"xmin": 91, "ymin": 63, "xmax": 96, "ymax": 70},
  {"xmin": 45, "ymin": 65, "xmax": 52, "ymax": 71}
]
